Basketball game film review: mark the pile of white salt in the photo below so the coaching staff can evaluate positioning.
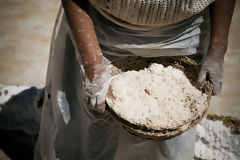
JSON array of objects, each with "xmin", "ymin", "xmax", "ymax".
[{"xmin": 107, "ymin": 63, "xmax": 208, "ymax": 130}]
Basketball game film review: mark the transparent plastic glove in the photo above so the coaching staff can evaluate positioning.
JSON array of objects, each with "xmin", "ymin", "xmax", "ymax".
[
  {"xmin": 198, "ymin": 49, "xmax": 224, "ymax": 95},
  {"xmin": 85, "ymin": 64, "xmax": 111, "ymax": 113}
]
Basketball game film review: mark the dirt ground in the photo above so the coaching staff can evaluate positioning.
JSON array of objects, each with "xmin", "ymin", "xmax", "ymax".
[{"xmin": 0, "ymin": 149, "xmax": 10, "ymax": 160}]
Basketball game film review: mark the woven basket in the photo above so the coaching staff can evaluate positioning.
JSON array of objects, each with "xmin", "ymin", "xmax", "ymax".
[{"xmin": 106, "ymin": 56, "xmax": 212, "ymax": 140}]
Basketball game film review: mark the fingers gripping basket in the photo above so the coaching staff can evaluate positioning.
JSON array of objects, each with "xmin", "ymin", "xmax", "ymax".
[{"xmin": 106, "ymin": 56, "xmax": 212, "ymax": 140}]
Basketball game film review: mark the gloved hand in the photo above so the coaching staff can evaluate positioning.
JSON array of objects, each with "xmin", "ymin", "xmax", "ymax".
[
  {"xmin": 198, "ymin": 48, "xmax": 225, "ymax": 95},
  {"xmin": 85, "ymin": 64, "xmax": 111, "ymax": 113}
]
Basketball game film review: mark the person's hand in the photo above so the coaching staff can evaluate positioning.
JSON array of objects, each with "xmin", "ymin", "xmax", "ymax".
[
  {"xmin": 85, "ymin": 64, "xmax": 111, "ymax": 113},
  {"xmin": 198, "ymin": 48, "xmax": 225, "ymax": 95}
]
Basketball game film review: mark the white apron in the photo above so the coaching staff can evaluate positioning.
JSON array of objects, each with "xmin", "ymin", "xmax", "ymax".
[{"xmin": 34, "ymin": 4, "xmax": 210, "ymax": 160}]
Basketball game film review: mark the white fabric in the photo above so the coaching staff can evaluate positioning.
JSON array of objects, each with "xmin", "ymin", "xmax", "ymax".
[
  {"xmin": 89, "ymin": 0, "xmax": 214, "ymax": 30},
  {"xmin": 57, "ymin": 91, "xmax": 71, "ymax": 125},
  {"xmin": 90, "ymin": 5, "xmax": 210, "ymax": 59},
  {"xmin": 34, "ymin": 4, "xmax": 211, "ymax": 160}
]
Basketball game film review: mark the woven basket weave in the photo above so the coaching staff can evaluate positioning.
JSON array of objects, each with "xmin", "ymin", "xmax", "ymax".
[{"xmin": 106, "ymin": 56, "xmax": 212, "ymax": 140}]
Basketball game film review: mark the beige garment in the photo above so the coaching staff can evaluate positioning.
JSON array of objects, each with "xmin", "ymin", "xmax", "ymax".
[
  {"xmin": 34, "ymin": 7, "xmax": 197, "ymax": 160},
  {"xmin": 89, "ymin": 0, "xmax": 214, "ymax": 29}
]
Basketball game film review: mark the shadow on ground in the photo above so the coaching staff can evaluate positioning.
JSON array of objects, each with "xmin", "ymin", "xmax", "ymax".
[{"xmin": 0, "ymin": 87, "xmax": 44, "ymax": 160}]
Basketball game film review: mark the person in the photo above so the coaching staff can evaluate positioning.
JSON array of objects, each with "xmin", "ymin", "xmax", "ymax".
[{"xmin": 34, "ymin": 0, "xmax": 236, "ymax": 159}]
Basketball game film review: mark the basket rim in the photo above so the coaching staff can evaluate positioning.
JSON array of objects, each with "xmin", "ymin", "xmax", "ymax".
[{"xmin": 106, "ymin": 56, "xmax": 212, "ymax": 140}]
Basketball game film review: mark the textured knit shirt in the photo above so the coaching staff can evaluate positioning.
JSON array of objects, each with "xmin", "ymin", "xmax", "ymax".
[{"xmin": 89, "ymin": 0, "xmax": 214, "ymax": 29}]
